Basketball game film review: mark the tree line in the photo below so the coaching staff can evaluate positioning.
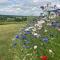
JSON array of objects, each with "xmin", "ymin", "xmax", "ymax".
[{"xmin": 0, "ymin": 15, "xmax": 27, "ymax": 22}]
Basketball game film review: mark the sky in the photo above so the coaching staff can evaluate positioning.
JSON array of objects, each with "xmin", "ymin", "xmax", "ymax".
[{"xmin": 0, "ymin": 0, "xmax": 60, "ymax": 16}]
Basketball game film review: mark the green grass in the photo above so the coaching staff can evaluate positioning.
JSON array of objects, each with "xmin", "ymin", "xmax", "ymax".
[
  {"xmin": 13, "ymin": 23, "xmax": 60, "ymax": 60},
  {"xmin": 42, "ymin": 25, "xmax": 60, "ymax": 60},
  {"xmin": 15, "ymin": 21, "xmax": 60, "ymax": 60},
  {"xmin": 0, "ymin": 22, "xmax": 27, "ymax": 60},
  {"xmin": 0, "ymin": 19, "xmax": 60, "ymax": 60}
]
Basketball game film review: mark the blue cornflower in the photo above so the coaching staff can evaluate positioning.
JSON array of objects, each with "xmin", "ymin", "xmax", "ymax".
[
  {"xmin": 16, "ymin": 35, "xmax": 19, "ymax": 39},
  {"xmin": 22, "ymin": 35, "xmax": 26, "ymax": 39},
  {"xmin": 25, "ymin": 31, "xmax": 31, "ymax": 34},
  {"xmin": 42, "ymin": 37, "xmax": 48, "ymax": 42}
]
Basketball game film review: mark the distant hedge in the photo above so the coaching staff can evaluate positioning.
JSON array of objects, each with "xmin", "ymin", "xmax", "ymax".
[{"xmin": 0, "ymin": 15, "xmax": 27, "ymax": 22}]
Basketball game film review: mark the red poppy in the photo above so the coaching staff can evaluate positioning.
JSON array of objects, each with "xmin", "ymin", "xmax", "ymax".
[{"xmin": 40, "ymin": 56, "xmax": 48, "ymax": 60}]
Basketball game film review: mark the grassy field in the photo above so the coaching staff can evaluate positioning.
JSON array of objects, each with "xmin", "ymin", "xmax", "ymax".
[
  {"xmin": 0, "ymin": 22, "xmax": 27, "ymax": 60},
  {"xmin": 0, "ymin": 19, "xmax": 60, "ymax": 60}
]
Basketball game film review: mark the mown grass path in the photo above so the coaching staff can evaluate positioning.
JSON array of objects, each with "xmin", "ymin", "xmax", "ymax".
[{"xmin": 0, "ymin": 22, "xmax": 27, "ymax": 60}]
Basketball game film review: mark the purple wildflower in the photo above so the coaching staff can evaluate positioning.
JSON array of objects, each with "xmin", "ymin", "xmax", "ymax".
[
  {"xmin": 16, "ymin": 35, "xmax": 19, "ymax": 39},
  {"xmin": 42, "ymin": 37, "xmax": 48, "ymax": 42}
]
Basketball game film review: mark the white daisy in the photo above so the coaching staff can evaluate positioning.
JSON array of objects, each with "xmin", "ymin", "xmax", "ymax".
[
  {"xmin": 39, "ymin": 25, "xmax": 42, "ymax": 28},
  {"xmin": 49, "ymin": 49, "xmax": 55, "ymax": 57},
  {"xmin": 33, "ymin": 33, "xmax": 38, "ymax": 36},
  {"xmin": 35, "ymin": 24, "xmax": 40, "ymax": 27},
  {"xmin": 38, "ymin": 20, "xmax": 45, "ymax": 24},
  {"xmin": 28, "ymin": 27, "xmax": 33, "ymax": 29},
  {"xmin": 44, "ymin": 29, "xmax": 48, "ymax": 32},
  {"xmin": 32, "ymin": 28, "xmax": 36, "ymax": 32},
  {"xmin": 25, "ymin": 28, "xmax": 30, "ymax": 31},
  {"xmin": 49, "ymin": 49, "xmax": 53, "ymax": 53},
  {"xmin": 34, "ymin": 45, "xmax": 37, "ymax": 49}
]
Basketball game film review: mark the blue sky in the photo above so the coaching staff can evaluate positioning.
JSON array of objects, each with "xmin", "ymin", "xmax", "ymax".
[{"xmin": 0, "ymin": 0, "xmax": 60, "ymax": 16}]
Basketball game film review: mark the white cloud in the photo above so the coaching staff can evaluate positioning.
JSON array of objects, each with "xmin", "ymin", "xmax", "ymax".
[
  {"xmin": 0, "ymin": 7, "xmax": 20, "ymax": 13},
  {"xmin": 0, "ymin": 0, "xmax": 8, "ymax": 3},
  {"xmin": 32, "ymin": 7, "xmax": 37, "ymax": 10},
  {"xmin": 57, "ymin": 4, "xmax": 60, "ymax": 8},
  {"xmin": 0, "ymin": 0, "xmax": 60, "ymax": 16},
  {"xmin": 33, "ymin": 0, "xmax": 39, "ymax": 3},
  {"xmin": 16, "ymin": 8, "xmax": 21, "ymax": 11}
]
